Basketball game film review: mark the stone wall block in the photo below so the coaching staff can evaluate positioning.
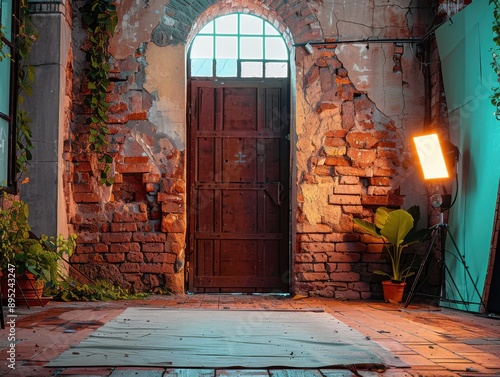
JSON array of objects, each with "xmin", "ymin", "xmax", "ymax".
[
  {"xmin": 374, "ymin": 157, "xmax": 398, "ymax": 169},
  {"xmin": 333, "ymin": 184, "xmax": 362, "ymax": 195},
  {"xmin": 109, "ymin": 243, "xmax": 126, "ymax": 253},
  {"xmin": 75, "ymin": 245, "xmax": 93, "ymax": 254},
  {"xmin": 346, "ymin": 132, "xmax": 378, "ymax": 148},
  {"xmin": 133, "ymin": 232, "xmax": 167, "ymax": 243},
  {"xmin": 162, "ymin": 201, "xmax": 185, "ymax": 214},
  {"xmin": 297, "ymin": 272, "xmax": 330, "ymax": 282},
  {"xmin": 316, "ymin": 101, "xmax": 338, "ymax": 114},
  {"xmin": 319, "ymin": 67, "xmax": 335, "ymax": 92},
  {"xmin": 161, "ymin": 214, "xmax": 185, "ymax": 233},
  {"xmin": 110, "ymin": 222, "xmax": 138, "ymax": 232},
  {"xmin": 106, "ymin": 253, "xmax": 125, "ymax": 263},
  {"xmin": 76, "ymin": 232, "xmax": 100, "ymax": 244},
  {"xmin": 335, "ymin": 242, "xmax": 366, "ymax": 253},
  {"xmin": 313, "ymin": 264, "xmax": 327, "ymax": 272},
  {"xmin": 361, "ymin": 194, "xmax": 405, "ymax": 206},
  {"xmin": 327, "ymin": 252, "xmax": 361, "ymax": 263},
  {"xmin": 372, "ymin": 167, "xmax": 397, "ymax": 177},
  {"xmin": 369, "ymin": 177, "xmax": 391, "ymax": 186},
  {"xmin": 325, "ymin": 129, "xmax": 348, "ymax": 138},
  {"xmin": 295, "ymin": 263, "xmax": 314, "ymax": 273},
  {"xmin": 142, "ymin": 243, "xmax": 165, "ymax": 253},
  {"xmin": 329, "ymin": 272, "xmax": 360, "ymax": 282},
  {"xmin": 334, "ymin": 166, "xmax": 372, "ymax": 177},
  {"xmin": 73, "ymin": 183, "xmax": 93, "ymax": 193},
  {"xmin": 101, "ymin": 232, "xmax": 132, "ymax": 243},
  {"xmin": 113, "ymin": 211, "xmax": 148, "ymax": 222},
  {"xmin": 139, "ymin": 263, "xmax": 174, "ymax": 274},
  {"xmin": 73, "ymin": 192, "xmax": 100, "ymax": 203},
  {"xmin": 299, "ymin": 234, "xmax": 324, "ymax": 242},
  {"xmin": 116, "ymin": 163, "xmax": 151, "ymax": 174},
  {"xmin": 127, "ymin": 252, "xmax": 144, "ymax": 263},
  {"xmin": 365, "ymin": 244, "xmax": 385, "ymax": 254},
  {"xmin": 341, "ymin": 101, "xmax": 355, "ymax": 130},
  {"xmin": 377, "ymin": 146, "xmax": 399, "ymax": 159},
  {"xmin": 143, "ymin": 173, "xmax": 160, "ymax": 183},
  {"xmin": 338, "ymin": 84, "xmax": 355, "ymax": 100},
  {"xmin": 301, "ymin": 242, "xmax": 335, "ymax": 253},
  {"xmin": 296, "ymin": 223, "xmax": 332, "ymax": 233},
  {"xmin": 367, "ymin": 186, "xmax": 392, "ymax": 196},
  {"xmin": 144, "ymin": 253, "xmax": 176, "ymax": 263},
  {"xmin": 324, "ymin": 156, "xmax": 350, "ymax": 166},
  {"xmin": 295, "ymin": 254, "xmax": 314, "ymax": 263},
  {"xmin": 70, "ymin": 254, "xmax": 89, "ymax": 263},
  {"xmin": 119, "ymin": 263, "xmax": 140, "ymax": 273},
  {"xmin": 339, "ymin": 176, "xmax": 359, "ymax": 185},
  {"xmin": 312, "ymin": 252, "xmax": 328, "ymax": 263},
  {"xmin": 323, "ymin": 145, "xmax": 347, "ymax": 157},
  {"xmin": 328, "ymin": 194, "xmax": 361, "ymax": 205},
  {"xmin": 74, "ymin": 161, "xmax": 92, "ymax": 172},
  {"xmin": 324, "ymin": 137, "xmax": 346, "ymax": 147},
  {"xmin": 94, "ymin": 243, "xmax": 108, "ymax": 253},
  {"xmin": 305, "ymin": 65, "xmax": 320, "ymax": 87},
  {"xmin": 324, "ymin": 232, "xmax": 358, "ymax": 243},
  {"xmin": 313, "ymin": 165, "xmax": 334, "ymax": 176},
  {"xmin": 342, "ymin": 205, "xmax": 364, "ymax": 214}
]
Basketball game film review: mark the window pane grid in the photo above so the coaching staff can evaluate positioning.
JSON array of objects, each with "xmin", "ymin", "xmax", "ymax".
[{"xmin": 190, "ymin": 13, "xmax": 288, "ymax": 78}]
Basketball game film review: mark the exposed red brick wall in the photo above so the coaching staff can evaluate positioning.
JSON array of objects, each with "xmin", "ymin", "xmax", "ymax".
[
  {"xmin": 67, "ymin": 2, "xmax": 186, "ymax": 291},
  {"xmin": 294, "ymin": 42, "xmax": 406, "ymax": 299}
]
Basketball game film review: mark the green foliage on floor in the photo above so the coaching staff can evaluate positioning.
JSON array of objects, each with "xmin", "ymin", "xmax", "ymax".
[{"xmin": 48, "ymin": 279, "xmax": 149, "ymax": 302}]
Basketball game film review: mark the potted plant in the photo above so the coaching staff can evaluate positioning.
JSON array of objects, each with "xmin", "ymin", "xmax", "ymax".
[
  {"xmin": 353, "ymin": 205, "xmax": 430, "ymax": 303},
  {"xmin": 0, "ymin": 194, "xmax": 76, "ymax": 304}
]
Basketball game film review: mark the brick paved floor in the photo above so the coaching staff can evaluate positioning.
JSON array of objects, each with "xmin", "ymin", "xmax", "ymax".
[{"xmin": 1, "ymin": 294, "xmax": 499, "ymax": 376}]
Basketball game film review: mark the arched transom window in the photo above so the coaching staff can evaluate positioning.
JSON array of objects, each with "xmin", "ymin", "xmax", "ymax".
[{"xmin": 189, "ymin": 13, "xmax": 289, "ymax": 78}]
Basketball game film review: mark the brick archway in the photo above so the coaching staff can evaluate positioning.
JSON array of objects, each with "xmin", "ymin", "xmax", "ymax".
[{"xmin": 151, "ymin": 0, "xmax": 323, "ymax": 48}]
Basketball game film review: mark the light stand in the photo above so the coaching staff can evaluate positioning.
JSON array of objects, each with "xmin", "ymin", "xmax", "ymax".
[
  {"xmin": 403, "ymin": 209, "xmax": 488, "ymax": 313},
  {"xmin": 404, "ymin": 133, "xmax": 488, "ymax": 313}
]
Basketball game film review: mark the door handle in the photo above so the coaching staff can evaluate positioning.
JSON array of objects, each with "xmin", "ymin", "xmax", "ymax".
[{"xmin": 265, "ymin": 182, "xmax": 284, "ymax": 206}]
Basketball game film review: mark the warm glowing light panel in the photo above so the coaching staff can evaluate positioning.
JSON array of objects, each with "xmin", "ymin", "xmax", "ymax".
[{"xmin": 413, "ymin": 134, "xmax": 449, "ymax": 179}]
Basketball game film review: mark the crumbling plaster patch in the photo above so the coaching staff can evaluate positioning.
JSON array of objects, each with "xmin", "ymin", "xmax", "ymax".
[
  {"xmin": 111, "ymin": 0, "xmax": 166, "ymax": 59},
  {"xmin": 302, "ymin": 182, "xmax": 342, "ymax": 225},
  {"xmin": 144, "ymin": 44, "xmax": 186, "ymax": 150}
]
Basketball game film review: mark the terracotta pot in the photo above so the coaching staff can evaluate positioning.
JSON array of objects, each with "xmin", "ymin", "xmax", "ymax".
[
  {"xmin": 15, "ymin": 273, "xmax": 44, "ymax": 301},
  {"xmin": 1, "ymin": 272, "xmax": 45, "ymax": 306},
  {"xmin": 382, "ymin": 280, "xmax": 406, "ymax": 303}
]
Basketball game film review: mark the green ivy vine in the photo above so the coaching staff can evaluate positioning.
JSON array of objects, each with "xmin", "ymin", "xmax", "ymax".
[
  {"xmin": 491, "ymin": 0, "xmax": 500, "ymax": 119},
  {"xmin": 82, "ymin": 0, "xmax": 117, "ymax": 185},
  {"xmin": 16, "ymin": 0, "xmax": 37, "ymax": 180}
]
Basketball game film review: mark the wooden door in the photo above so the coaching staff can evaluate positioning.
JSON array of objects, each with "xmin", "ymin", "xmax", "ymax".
[{"xmin": 188, "ymin": 80, "xmax": 290, "ymax": 293}]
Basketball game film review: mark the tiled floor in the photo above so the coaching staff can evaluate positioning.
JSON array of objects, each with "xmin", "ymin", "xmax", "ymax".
[{"xmin": 0, "ymin": 294, "xmax": 499, "ymax": 376}]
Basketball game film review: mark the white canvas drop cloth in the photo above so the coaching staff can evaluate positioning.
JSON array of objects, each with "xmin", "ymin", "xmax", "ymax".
[{"xmin": 48, "ymin": 308, "xmax": 406, "ymax": 369}]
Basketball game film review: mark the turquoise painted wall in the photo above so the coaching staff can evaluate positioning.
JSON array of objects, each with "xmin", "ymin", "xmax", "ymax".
[{"xmin": 436, "ymin": 0, "xmax": 500, "ymax": 312}]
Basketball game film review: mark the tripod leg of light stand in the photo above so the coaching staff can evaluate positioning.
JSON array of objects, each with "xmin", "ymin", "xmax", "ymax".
[
  {"xmin": 442, "ymin": 262, "xmax": 471, "ymax": 309},
  {"xmin": 403, "ymin": 225, "xmax": 440, "ymax": 308},
  {"xmin": 446, "ymin": 231, "xmax": 489, "ymax": 314},
  {"xmin": 440, "ymin": 223, "xmax": 447, "ymax": 301}
]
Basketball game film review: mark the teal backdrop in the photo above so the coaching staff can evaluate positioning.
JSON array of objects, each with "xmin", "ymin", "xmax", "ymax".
[{"xmin": 436, "ymin": 0, "xmax": 499, "ymax": 313}]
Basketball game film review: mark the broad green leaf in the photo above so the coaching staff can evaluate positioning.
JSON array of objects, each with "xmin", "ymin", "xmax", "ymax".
[
  {"xmin": 374, "ymin": 206, "xmax": 392, "ymax": 229},
  {"xmin": 352, "ymin": 218, "xmax": 381, "ymax": 238},
  {"xmin": 380, "ymin": 210, "xmax": 414, "ymax": 246}
]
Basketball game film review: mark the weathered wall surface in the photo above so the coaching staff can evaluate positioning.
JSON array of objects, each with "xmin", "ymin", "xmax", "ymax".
[{"xmin": 67, "ymin": 0, "xmax": 433, "ymax": 296}]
